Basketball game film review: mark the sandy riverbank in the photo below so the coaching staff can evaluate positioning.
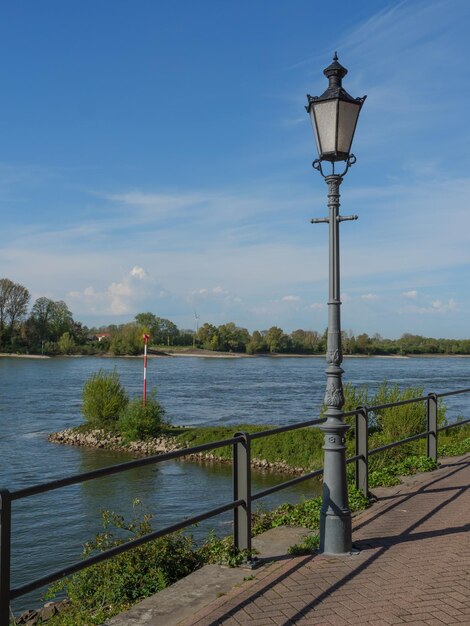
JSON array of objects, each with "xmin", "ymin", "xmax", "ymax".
[
  {"xmin": 0, "ymin": 353, "xmax": 50, "ymax": 359},
  {"xmin": 3, "ymin": 350, "xmax": 469, "ymax": 360}
]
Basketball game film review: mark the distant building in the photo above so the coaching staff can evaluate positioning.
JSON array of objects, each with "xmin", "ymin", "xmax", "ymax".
[{"xmin": 95, "ymin": 333, "xmax": 111, "ymax": 342}]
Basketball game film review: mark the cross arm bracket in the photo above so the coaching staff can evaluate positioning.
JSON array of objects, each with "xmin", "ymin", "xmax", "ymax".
[
  {"xmin": 310, "ymin": 215, "xmax": 359, "ymax": 224},
  {"xmin": 337, "ymin": 214, "xmax": 358, "ymax": 222}
]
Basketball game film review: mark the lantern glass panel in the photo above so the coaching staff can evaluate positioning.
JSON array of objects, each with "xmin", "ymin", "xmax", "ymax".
[
  {"xmin": 312, "ymin": 100, "xmax": 337, "ymax": 156},
  {"xmin": 309, "ymin": 108, "xmax": 321, "ymax": 156},
  {"xmin": 337, "ymin": 100, "xmax": 360, "ymax": 156}
]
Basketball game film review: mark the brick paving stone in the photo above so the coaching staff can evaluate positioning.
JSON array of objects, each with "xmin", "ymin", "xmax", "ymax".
[
  {"xmin": 268, "ymin": 617, "xmax": 290, "ymax": 626},
  {"xmin": 179, "ymin": 454, "xmax": 470, "ymax": 626},
  {"xmin": 431, "ymin": 611, "xmax": 464, "ymax": 624}
]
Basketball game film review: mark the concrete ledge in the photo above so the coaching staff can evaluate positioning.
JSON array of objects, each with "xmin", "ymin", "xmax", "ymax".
[{"xmin": 105, "ymin": 526, "xmax": 312, "ymax": 626}]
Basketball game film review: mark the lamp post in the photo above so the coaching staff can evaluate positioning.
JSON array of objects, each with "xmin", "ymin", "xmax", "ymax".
[{"xmin": 306, "ymin": 53, "xmax": 366, "ymax": 555}]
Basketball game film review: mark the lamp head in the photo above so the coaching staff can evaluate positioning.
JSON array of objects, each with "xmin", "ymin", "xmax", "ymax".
[{"xmin": 306, "ymin": 53, "xmax": 366, "ymax": 163}]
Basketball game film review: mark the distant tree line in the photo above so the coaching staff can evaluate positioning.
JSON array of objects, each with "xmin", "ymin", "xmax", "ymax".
[
  {"xmin": 2, "ymin": 277, "xmax": 470, "ymax": 356},
  {"xmin": 0, "ymin": 278, "xmax": 86, "ymax": 355},
  {"xmin": 193, "ymin": 324, "xmax": 470, "ymax": 356}
]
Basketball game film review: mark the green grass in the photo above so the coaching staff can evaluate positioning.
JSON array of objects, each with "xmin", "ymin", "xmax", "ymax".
[
  {"xmin": 176, "ymin": 424, "xmax": 324, "ymax": 470},
  {"xmin": 175, "ymin": 421, "xmax": 470, "ymax": 474}
]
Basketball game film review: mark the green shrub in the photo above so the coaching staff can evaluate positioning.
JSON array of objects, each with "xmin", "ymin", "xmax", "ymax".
[
  {"xmin": 372, "ymin": 382, "xmax": 427, "ymax": 441},
  {"xmin": 198, "ymin": 533, "xmax": 251, "ymax": 567},
  {"xmin": 46, "ymin": 500, "xmax": 202, "ymax": 625},
  {"xmin": 82, "ymin": 369, "xmax": 128, "ymax": 428},
  {"xmin": 58, "ymin": 332, "xmax": 76, "ymax": 355},
  {"xmin": 117, "ymin": 391, "xmax": 166, "ymax": 441},
  {"xmin": 369, "ymin": 455, "xmax": 438, "ymax": 488},
  {"xmin": 439, "ymin": 436, "xmax": 470, "ymax": 456},
  {"xmin": 109, "ymin": 324, "xmax": 143, "ymax": 355},
  {"xmin": 44, "ymin": 340, "xmax": 59, "ymax": 355}
]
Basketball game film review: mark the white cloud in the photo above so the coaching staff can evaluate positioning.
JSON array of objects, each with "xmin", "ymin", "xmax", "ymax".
[
  {"xmin": 402, "ymin": 290, "xmax": 418, "ymax": 299},
  {"xmin": 431, "ymin": 299, "xmax": 458, "ymax": 313},
  {"xmin": 282, "ymin": 295, "xmax": 301, "ymax": 302},
  {"xmin": 310, "ymin": 303, "xmax": 324, "ymax": 311},
  {"xmin": 67, "ymin": 266, "xmax": 153, "ymax": 316},
  {"xmin": 130, "ymin": 266, "xmax": 148, "ymax": 280},
  {"xmin": 188, "ymin": 286, "xmax": 242, "ymax": 307},
  {"xmin": 108, "ymin": 280, "xmax": 133, "ymax": 298},
  {"xmin": 360, "ymin": 293, "xmax": 380, "ymax": 301},
  {"xmin": 400, "ymin": 298, "xmax": 458, "ymax": 316}
]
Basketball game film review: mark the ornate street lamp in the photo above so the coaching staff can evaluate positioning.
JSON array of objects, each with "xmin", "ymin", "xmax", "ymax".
[{"xmin": 306, "ymin": 53, "xmax": 366, "ymax": 554}]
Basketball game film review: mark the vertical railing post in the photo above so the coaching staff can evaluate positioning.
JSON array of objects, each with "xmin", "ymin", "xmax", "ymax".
[
  {"xmin": 233, "ymin": 432, "xmax": 251, "ymax": 553},
  {"xmin": 0, "ymin": 489, "xmax": 11, "ymax": 626},
  {"xmin": 427, "ymin": 393, "xmax": 438, "ymax": 463},
  {"xmin": 355, "ymin": 407, "xmax": 369, "ymax": 497}
]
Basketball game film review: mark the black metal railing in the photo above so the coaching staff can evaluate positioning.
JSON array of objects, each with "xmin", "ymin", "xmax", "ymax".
[{"xmin": 1, "ymin": 387, "xmax": 469, "ymax": 624}]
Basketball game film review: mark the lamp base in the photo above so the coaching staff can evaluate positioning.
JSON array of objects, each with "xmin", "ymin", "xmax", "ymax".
[{"xmin": 319, "ymin": 509, "xmax": 352, "ymax": 555}]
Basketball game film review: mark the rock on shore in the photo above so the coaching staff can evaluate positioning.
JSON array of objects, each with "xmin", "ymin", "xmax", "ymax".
[
  {"xmin": 48, "ymin": 429, "xmax": 307, "ymax": 475},
  {"xmin": 48, "ymin": 428, "xmax": 180, "ymax": 455},
  {"xmin": 15, "ymin": 600, "xmax": 70, "ymax": 625}
]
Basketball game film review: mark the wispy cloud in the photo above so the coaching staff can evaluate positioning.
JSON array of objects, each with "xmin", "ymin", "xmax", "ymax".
[
  {"xmin": 188, "ymin": 286, "xmax": 242, "ymax": 306},
  {"xmin": 400, "ymin": 298, "xmax": 458, "ymax": 316},
  {"xmin": 282, "ymin": 295, "xmax": 301, "ymax": 302}
]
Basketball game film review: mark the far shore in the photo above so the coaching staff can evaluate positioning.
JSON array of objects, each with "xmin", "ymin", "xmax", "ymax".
[
  {"xmin": 0, "ymin": 353, "xmax": 50, "ymax": 359},
  {"xmin": 2, "ymin": 350, "xmax": 470, "ymax": 360}
]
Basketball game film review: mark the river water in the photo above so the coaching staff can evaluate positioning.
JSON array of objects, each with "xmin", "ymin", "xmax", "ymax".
[{"xmin": 1, "ymin": 355, "xmax": 469, "ymax": 612}]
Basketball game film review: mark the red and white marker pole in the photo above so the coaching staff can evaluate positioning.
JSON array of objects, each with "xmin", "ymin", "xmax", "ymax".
[{"xmin": 143, "ymin": 333, "xmax": 150, "ymax": 405}]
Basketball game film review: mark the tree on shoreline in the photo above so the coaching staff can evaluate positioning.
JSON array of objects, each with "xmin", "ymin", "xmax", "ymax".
[
  {"xmin": 1, "ymin": 276, "xmax": 470, "ymax": 356},
  {"xmin": 0, "ymin": 278, "xmax": 30, "ymax": 350}
]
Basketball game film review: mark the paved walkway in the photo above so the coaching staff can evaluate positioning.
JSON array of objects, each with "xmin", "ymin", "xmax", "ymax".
[{"xmin": 179, "ymin": 454, "xmax": 470, "ymax": 626}]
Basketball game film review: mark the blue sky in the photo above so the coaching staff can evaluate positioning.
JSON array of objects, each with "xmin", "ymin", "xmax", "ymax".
[{"xmin": 1, "ymin": 0, "xmax": 469, "ymax": 338}]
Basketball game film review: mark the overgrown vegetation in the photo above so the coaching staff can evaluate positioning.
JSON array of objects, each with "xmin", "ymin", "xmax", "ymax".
[
  {"xmin": 368, "ymin": 455, "xmax": 439, "ymax": 487},
  {"xmin": 81, "ymin": 370, "xmax": 165, "ymax": 440},
  {"xmin": 41, "ymin": 486, "xmax": 369, "ymax": 625},
  {"xmin": 44, "ymin": 501, "xmax": 203, "ymax": 626},
  {"xmin": 177, "ymin": 424, "xmax": 325, "ymax": 470},
  {"xmin": 118, "ymin": 392, "xmax": 167, "ymax": 442},
  {"xmin": 82, "ymin": 370, "xmax": 129, "ymax": 428}
]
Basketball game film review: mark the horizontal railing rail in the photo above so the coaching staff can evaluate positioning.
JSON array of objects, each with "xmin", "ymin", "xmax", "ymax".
[
  {"xmin": 10, "ymin": 435, "xmax": 245, "ymax": 501},
  {"xmin": 1, "ymin": 386, "xmax": 469, "ymax": 625}
]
